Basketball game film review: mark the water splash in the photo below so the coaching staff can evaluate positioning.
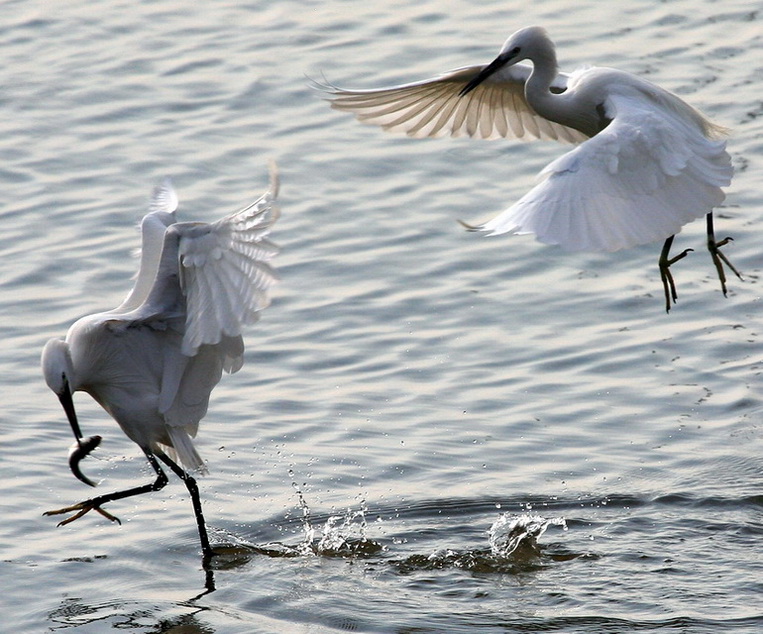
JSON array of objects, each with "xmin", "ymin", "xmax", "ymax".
[
  {"xmin": 394, "ymin": 512, "xmax": 569, "ymax": 574},
  {"xmin": 290, "ymin": 473, "xmax": 381, "ymax": 557},
  {"xmin": 315, "ymin": 506, "xmax": 379, "ymax": 556},
  {"xmin": 290, "ymin": 473, "xmax": 316, "ymax": 556},
  {"xmin": 488, "ymin": 513, "xmax": 567, "ymax": 558}
]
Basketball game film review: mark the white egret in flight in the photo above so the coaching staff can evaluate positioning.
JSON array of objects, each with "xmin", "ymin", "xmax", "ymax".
[
  {"xmin": 41, "ymin": 165, "xmax": 280, "ymax": 561},
  {"xmin": 319, "ymin": 26, "xmax": 739, "ymax": 311}
]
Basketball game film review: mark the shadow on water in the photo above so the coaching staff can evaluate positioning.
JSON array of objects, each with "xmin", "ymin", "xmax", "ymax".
[{"xmin": 48, "ymin": 597, "xmax": 215, "ymax": 634}]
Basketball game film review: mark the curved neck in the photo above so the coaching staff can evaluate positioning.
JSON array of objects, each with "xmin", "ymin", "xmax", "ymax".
[
  {"xmin": 524, "ymin": 48, "xmax": 563, "ymax": 115},
  {"xmin": 524, "ymin": 53, "xmax": 600, "ymax": 138}
]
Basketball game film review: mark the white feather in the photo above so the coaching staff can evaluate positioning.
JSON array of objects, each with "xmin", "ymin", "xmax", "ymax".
[
  {"xmin": 43, "ymin": 165, "xmax": 279, "ymax": 473},
  {"xmin": 315, "ymin": 64, "xmax": 586, "ymax": 143}
]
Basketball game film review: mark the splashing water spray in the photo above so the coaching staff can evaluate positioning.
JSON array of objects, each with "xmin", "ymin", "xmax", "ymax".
[{"xmin": 488, "ymin": 513, "xmax": 567, "ymax": 558}]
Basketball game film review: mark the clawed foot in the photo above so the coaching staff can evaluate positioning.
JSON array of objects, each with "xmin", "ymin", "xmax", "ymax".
[
  {"xmin": 659, "ymin": 241, "xmax": 693, "ymax": 313},
  {"xmin": 708, "ymin": 235, "xmax": 742, "ymax": 297},
  {"xmin": 44, "ymin": 501, "xmax": 121, "ymax": 526}
]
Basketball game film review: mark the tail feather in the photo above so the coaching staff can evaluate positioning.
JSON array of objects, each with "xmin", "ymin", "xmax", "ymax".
[{"xmin": 164, "ymin": 426, "xmax": 208, "ymax": 475}]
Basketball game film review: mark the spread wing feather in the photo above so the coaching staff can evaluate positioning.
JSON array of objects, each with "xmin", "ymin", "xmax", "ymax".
[
  {"xmin": 177, "ymin": 165, "xmax": 280, "ymax": 357},
  {"xmin": 476, "ymin": 92, "xmax": 732, "ymax": 252},
  {"xmin": 316, "ymin": 65, "xmax": 587, "ymax": 143}
]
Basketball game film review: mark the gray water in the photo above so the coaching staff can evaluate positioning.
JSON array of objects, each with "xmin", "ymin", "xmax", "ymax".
[{"xmin": 2, "ymin": 0, "xmax": 763, "ymax": 632}]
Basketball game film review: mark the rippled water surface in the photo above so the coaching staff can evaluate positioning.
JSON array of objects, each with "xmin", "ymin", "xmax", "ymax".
[{"xmin": 2, "ymin": 0, "xmax": 763, "ymax": 632}]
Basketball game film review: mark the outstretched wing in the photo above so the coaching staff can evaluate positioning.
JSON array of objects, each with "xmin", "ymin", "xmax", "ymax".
[
  {"xmin": 177, "ymin": 164, "xmax": 280, "ymax": 360},
  {"xmin": 112, "ymin": 178, "xmax": 179, "ymax": 314},
  {"xmin": 316, "ymin": 65, "xmax": 586, "ymax": 143},
  {"xmin": 121, "ymin": 165, "xmax": 279, "ymax": 359},
  {"xmin": 97, "ymin": 169, "xmax": 279, "ymax": 472},
  {"xmin": 473, "ymin": 88, "xmax": 732, "ymax": 252}
]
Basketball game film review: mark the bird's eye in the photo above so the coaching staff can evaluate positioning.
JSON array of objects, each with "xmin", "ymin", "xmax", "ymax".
[{"xmin": 510, "ymin": 47, "xmax": 521, "ymax": 56}]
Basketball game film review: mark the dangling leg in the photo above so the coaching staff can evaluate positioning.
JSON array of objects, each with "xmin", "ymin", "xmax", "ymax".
[
  {"xmin": 659, "ymin": 235, "xmax": 693, "ymax": 313},
  {"xmin": 707, "ymin": 212, "xmax": 742, "ymax": 297},
  {"xmin": 156, "ymin": 451, "xmax": 214, "ymax": 562},
  {"xmin": 45, "ymin": 450, "xmax": 168, "ymax": 526}
]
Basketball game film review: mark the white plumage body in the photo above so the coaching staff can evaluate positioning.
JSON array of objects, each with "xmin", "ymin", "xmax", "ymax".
[
  {"xmin": 483, "ymin": 66, "xmax": 732, "ymax": 252},
  {"xmin": 43, "ymin": 167, "xmax": 279, "ymax": 475}
]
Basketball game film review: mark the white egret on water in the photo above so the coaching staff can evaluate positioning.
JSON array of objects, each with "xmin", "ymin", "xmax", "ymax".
[
  {"xmin": 319, "ymin": 26, "xmax": 740, "ymax": 311},
  {"xmin": 41, "ymin": 165, "xmax": 280, "ymax": 562}
]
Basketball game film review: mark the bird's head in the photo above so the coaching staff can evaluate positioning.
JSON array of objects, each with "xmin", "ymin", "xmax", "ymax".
[
  {"xmin": 42, "ymin": 338, "xmax": 99, "ymax": 487},
  {"xmin": 42, "ymin": 338, "xmax": 74, "ymax": 401},
  {"xmin": 460, "ymin": 26, "xmax": 552, "ymax": 96}
]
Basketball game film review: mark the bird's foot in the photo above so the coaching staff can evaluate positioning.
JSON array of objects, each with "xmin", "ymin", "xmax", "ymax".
[
  {"xmin": 659, "ymin": 247, "xmax": 693, "ymax": 313},
  {"xmin": 708, "ymin": 235, "xmax": 742, "ymax": 297},
  {"xmin": 44, "ymin": 500, "xmax": 121, "ymax": 526}
]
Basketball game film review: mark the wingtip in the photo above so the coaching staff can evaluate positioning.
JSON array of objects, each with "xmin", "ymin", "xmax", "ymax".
[
  {"xmin": 457, "ymin": 218, "xmax": 483, "ymax": 232},
  {"xmin": 149, "ymin": 177, "xmax": 179, "ymax": 214},
  {"xmin": 267, "ymin": 159, "xmax": 280, "ymax": 200},
  {"xmin": 305, "ymin": 72, "xmax": 338, "ymax": 94}
]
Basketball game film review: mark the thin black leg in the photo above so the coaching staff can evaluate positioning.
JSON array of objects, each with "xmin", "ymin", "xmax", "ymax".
[
  {"xmin": 658, "ymin": 235, "xmax": 693, "ymax": 313},
  {"xmin": 44, "ymin": 451, "xmax": 168, "ymax": 525},
  {"xmin": 156, "ymin": 452, "xmax": 214, "ymax": 563},
  {"xmin": 706, "ymin": 212, "xmax": 742, "ymax": 297}
]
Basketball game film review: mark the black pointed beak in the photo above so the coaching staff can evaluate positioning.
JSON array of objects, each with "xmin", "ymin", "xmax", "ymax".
[
  {"xmin": 58, "ymin": 384, "xmax": 100, "ymax": 487},
  {"xmin": 59, "ymin": 381, "xmax": 84, "ymax": 442},
  {"xmin": 460, "ymin": 52, "xmax": 513, "ymax": 97}
]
